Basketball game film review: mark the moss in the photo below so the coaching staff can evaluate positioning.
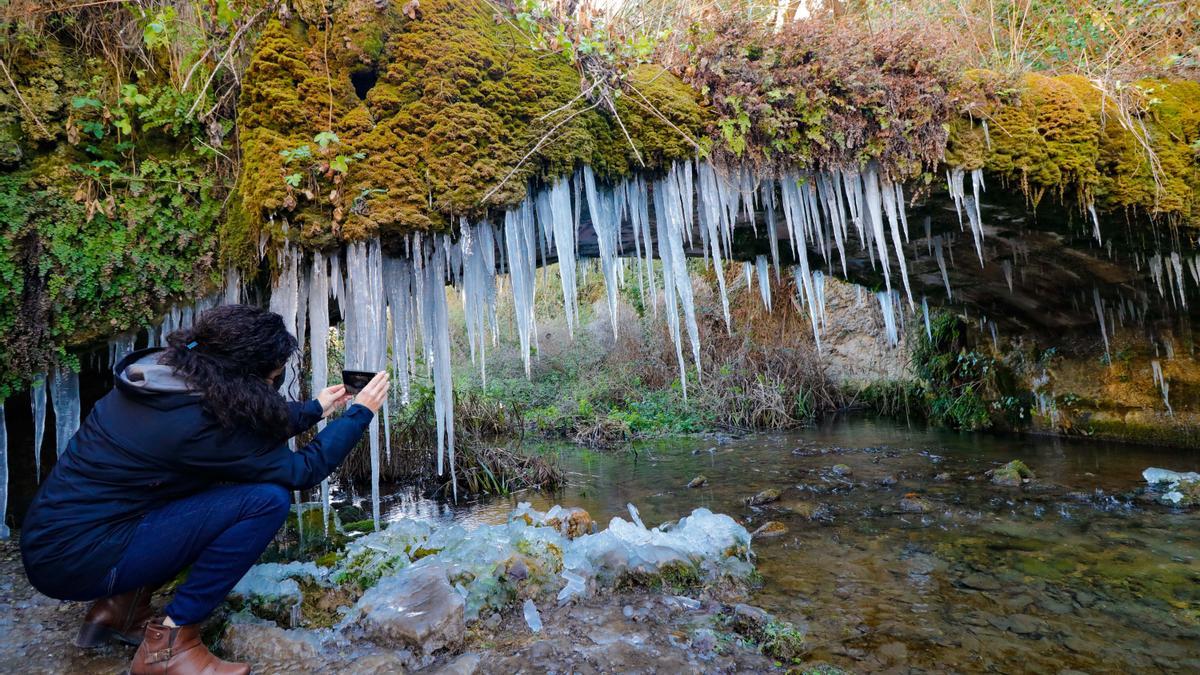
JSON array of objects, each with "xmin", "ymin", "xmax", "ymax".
[{"xmin": 948, "ymin": 72, "xmax": 1200, "ymax": 224}]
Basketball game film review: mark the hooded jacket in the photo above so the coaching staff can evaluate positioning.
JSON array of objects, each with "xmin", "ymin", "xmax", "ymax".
[{"xmin": 20, "ymin": 348, "xmax": 374, "ymax": 597}]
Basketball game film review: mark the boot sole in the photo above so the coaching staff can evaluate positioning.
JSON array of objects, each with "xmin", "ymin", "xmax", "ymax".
[{"xmin": 75, "ymin": 622, "xmax": 143, "ymax": 649}]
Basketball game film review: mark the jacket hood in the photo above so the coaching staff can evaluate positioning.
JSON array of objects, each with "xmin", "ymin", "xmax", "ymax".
[{"xmin": 114, "ymin": 348, "xmax": 200, "ymax": 407}]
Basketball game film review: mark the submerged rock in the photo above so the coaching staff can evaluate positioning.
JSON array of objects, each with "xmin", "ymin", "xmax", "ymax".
[
  {"xmin": 347, "ymin": 565, "xmax": 466, "ymax": 654},
  {"xmin": 752, "ymin": 521, "xmax": 788, "ymax": 538},
  {"xmin": 687, "ymin": 475, "xmax": 708, "ymax": 488},
  {"xmin": 831, "ymin": 463, "xmax": 853, "ymax": 476},
  {"xmin": 745, "ymin": 488, "xmax": 781, "ymax": 506},
  {"xmin": 989, "ymin": 460, "xmax": 1034, "ymax": 486},
  {"xmin": 898, "ymin": 493, "xmax": 932, "ymax": 513}
]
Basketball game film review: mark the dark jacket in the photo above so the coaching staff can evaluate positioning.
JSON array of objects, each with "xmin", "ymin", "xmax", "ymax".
[{"xmin": 20, "ymin": 348, "xmax": 373, "ymax": 596}]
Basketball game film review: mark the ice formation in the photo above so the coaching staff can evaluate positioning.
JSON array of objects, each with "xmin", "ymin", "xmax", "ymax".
[
  {"xmin": 309, "ymin": 252, "xmax": 332, "ymax": 533},
  {"xmin": 1151, "ymin": 360, "xmax": 1172, "ymax": 415},
  {"xmin": 49, "ymin": 365, "xmax": 80, "ymax": 458},
  {"xmin": 30, "ymin": 375, "xmax": 46, "ymax": 483}
]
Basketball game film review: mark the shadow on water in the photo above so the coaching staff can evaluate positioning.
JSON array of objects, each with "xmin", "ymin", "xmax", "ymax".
[{"xmin": 374, "ymin": 416, "xmax": 1200, "ymax": 672}]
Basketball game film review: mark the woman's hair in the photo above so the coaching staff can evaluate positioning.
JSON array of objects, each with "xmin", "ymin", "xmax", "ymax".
[{"xmin": 161, "ymin": 304, "xmax": 298, "ymax": 436}]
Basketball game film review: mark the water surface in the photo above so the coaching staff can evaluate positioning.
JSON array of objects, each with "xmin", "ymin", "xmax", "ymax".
[{"xmin": 372, "ymin": 418, "xmax": 1200, "ymax": 672}]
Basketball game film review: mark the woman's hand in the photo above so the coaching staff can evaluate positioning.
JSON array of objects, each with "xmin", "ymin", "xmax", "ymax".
[
  {"xmin": 352, "ymin": 371, "xmax": 389, "ymax": 413},
  {"xmin": 316, "ymin": 385, "xmax": 353, "ymax": 418}
]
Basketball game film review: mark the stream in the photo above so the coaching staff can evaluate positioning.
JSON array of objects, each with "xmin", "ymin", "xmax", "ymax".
[{"xmin": 365, "ymin": 417, "xmax": 1200, "ymax": 673}]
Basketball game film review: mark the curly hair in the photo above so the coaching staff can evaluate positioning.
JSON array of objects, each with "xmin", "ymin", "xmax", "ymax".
[{"xmin": 160, "ymin": 304, "xmax": 298, "ymax": 437}]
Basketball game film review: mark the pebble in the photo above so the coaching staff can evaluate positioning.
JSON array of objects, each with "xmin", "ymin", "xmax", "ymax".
[
  {"xmin": 831, "ymin": 464, "xmax": 853, "ymax": 476},
  {"xmin": 960, "ymin": 573, "xmax": 1002, "ymax": 591},
  {"xmin": 687, "ymin": 475, "xmax": 708, "ymax": 488}
]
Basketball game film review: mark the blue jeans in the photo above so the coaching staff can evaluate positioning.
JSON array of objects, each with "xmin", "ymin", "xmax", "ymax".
[{"xmin": 99, "ymin": 482, "xmax": 291, "ymax": 625}]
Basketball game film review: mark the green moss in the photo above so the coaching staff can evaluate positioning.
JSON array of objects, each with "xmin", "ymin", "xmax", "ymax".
[{"xmin": 949, "ymin": 72, "xmax": 1200, "ymax": 225}]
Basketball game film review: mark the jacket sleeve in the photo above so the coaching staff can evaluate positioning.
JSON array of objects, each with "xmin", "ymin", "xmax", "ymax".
[
  {"xmin": 287, "ymin": 400, "xmax": 325, "ymax": 437},
  {"xmin": 185, "ymin": 404, "xmax": 374, "ymax": 489}
]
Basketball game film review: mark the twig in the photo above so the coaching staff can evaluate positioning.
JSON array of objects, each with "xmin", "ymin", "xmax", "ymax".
[
  {"xmin": 607, "ymin": 97, "xmax": 645, "ymax": 168},
  {"xmin": 480, "ymin": 99, "xmax": 600, "ymax": 205},
  {"xmin": 625, "ymin": 77, "xmax": 702, "ymax": 151},
  {"xmin": 0, "ymin": 58, "xmax": 51, "ymax": 138},
  {"xmin": 186, "ymin": 8, "xmax": 265, "ymax": 119}
]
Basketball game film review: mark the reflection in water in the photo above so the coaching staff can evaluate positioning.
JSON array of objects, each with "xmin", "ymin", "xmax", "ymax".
[{"xmin": 371, "ymin": 417, "xmax": 1199, "ymax": 672}]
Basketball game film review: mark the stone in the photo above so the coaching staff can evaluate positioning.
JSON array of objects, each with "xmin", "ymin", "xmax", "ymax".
[
  {"xmin": 543, "ymin": 506, "xmax": 594, "ymax": 539},
  {"xmin": 731, "ymin": 604, "xmax": 771, "ymax": 639},
  {"xmin": 1007, "ymin": 614, "xmax": 1041, "ymax": 635},
  {"xmin": 898, "ymin": 493, "xmax": 932, "ymax": 513},
  {"xmin": 348, "ymin": 565, "xmax": 465, "ymax": 654},
  {"xmin": 752, "ymin": 521, "xmax": 788, "ymax": 538},
  {"xmin": 934, "ymin": 472, "xmax": 951, "ymax": 481},
  {"xmin": 877, "ymin": 641, "xmax": 908, "ymax": 664},
  {"xmin": 960, "ymin": 573, "xmax": 1002, "ymax": 591},
  {"xmin": 831, "ymin": 464, "xmax": 853, "ymax": 476},
  {"xmin": 687, "ymin": 475, "xmax": 708, "ymax": 488},
  {"xmin": 745, "ymin": 488, "xmax": 781, "ymax": 506},
  {"xmin": 990, "ymin": 460, "xmax": 1034, "ymax": 486},
  {"xmin": 433, "ymin": 652, "xmax": 481, "ymax": 675},
  {"xmin": 878, "ymin": 475, "xmax": 897, "ymax": 486}
]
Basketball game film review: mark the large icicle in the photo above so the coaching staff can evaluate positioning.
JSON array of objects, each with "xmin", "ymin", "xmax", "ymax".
[
  {"xmin": 268, "ymin": 247, "xmax": 304, "ymax": 545},
  {"xmin": 31, "ymin": 375, "xmax": 46, "ymax": 483},
  {"xmin": 309, "ymin": 251, "xmax": 332, "ymax": 535},
  {"xmin": 862, "ymin": 164, "xmax": 893, "ymax": 294},
  {"xmin": 652, "ymin": 163, "xmax": 703, "ymax": 398},
  {"xmin": 696, "ymin": 162, "xmax": 733, "ymax": 331},
  {"xmin": 504, "ymin": 199, "xmax": 539, "ymax": 377},
  {"xmin": 459, "ymin": 219, "xmax": 499, "ymax": 383},
  {"xmin": 383, "ymin": 255, "xmax": 415, "ymax": 405},
  {"xmin": 536, "ymin": 178, "xmax": 579, "ymax": 335},
  {"xmin": 880, "ymin": 173, "xmax": 914, "ymax": 309},
  {"xmin": 755, "ymin": 255, "xmax": 772, "ymax": 312},
  {"xmin": 344, "ymin": 239, "xmax": 387, "ymax": 530},
  {"xmin": 49, "ymin": 364, "xmax": 80, "ymax": 458},
  {"xmin": 582, "ymin": 167, "xmax": 625, "ymax": 338},
  {"xmin": 420, "ymin": 239, "xmax": 457, "ymax": 499}
]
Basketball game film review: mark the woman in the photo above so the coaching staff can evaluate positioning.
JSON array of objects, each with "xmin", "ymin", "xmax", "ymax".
[{"xmin": 20, "ymin": 304, "xmax": 389, "ymax": 675}]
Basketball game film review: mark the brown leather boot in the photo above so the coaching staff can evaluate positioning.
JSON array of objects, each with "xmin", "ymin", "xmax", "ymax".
[
  {"xmin": 75, "ymin": 586, "xmax": 157, "ymax": 648},
  {"xmin": 129, "ymin": 620, "xmax": 249, "ymax": 675}
]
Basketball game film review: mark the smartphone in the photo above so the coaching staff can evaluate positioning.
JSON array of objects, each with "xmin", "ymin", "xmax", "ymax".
[{"xmin": 341, "ymin": 370, "xmax": 376, "ymax": 395}]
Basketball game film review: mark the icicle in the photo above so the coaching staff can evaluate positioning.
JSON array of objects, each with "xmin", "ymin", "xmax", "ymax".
[
  {"xmin": 880, "ymin": 174, "xmax": 914, "ymax": 309},
  {"xmin": 755, "ymin": 255, "xmax": 772, "ymax": 312},
  {"xmin": 0, "ymin": 402, "xmax": 7, "ymax": 539},
  {"xmin": 1093, "ymin": 288, "xmax": 1110, "ymax": 360},
  {"xmin": 1002, "ymin": 260, "xmax": 1014, "ymax": 293},
  {"xmin": 421, "ymin": 239, "xmax": 457, "ymax": 499},
  {"xmin": 1088, "ymin": 203, "xmax": 1102, "ymax": 245},
  {"xmin": 1170, "ymin": 252, "xmax": 1187, "ymax": 309},
  {"xmin": 537, "ymin": 178, "xmax": 579, "ymax": 336},
  {"xmin": 309, "ymin": 251, "xmax": 332, "ymax": 535},
  {"xmin": 982, "ymin": 120, "xmax": 992, "ymax": 150},
  {"xmin": 344, "ymin": 239, "xmax": 387, "ymax": 529},
  {"xmin": 921, "ymin": 297, "xmax": 932, "ymax": 341},
  {"xmin": 49, "ymin": 364, "xmax": 80, "ymax": 457},
  {"xmin": 31, "ymin": 375, "xmax": 46, "ymax": 483},
  {"xmin": 504, "ymin": 199, "xmax": 539, "ymax": 377},
  {"xmin": 384, "ymin": 255, "xmax": 415, "ymax": 405},
  {"xmin": 652, "ymin": 163, "xmax": 702, "ymax": 398},
  {"xmin": 696, "ymin": 162, "xmax": 733, "ymax": 331},
  {"xmin": 269, "ymin": 247, "xmax": 305, "ymax": 543},
  {"xmin": 458, "ymin": 219, "xmax": 499, "ymax": 384},
  {"xmin": 862, "ymin": 164, "xmax": 892, "ymax": 294},
  {"xmin": 224, "ymin": 266, "xmax": 241, "ymax": 305},
  {"xmin": 762, "ymin": 179, "xmax": 781, "ymax": 283},
  {"xmin": 934, "ymin": 236, "xmax": 953, "ymax": 300},
  {"xmin": 877, "ymin": 291, "xmax": 899, "ymax": 347},
  {"xmin": 582, "ymin": 167, "xmax": 626, "ymax": 338},
  {"xmin": 1151, "ymin": 360, "xmax": 1173, "ymax": 415}
]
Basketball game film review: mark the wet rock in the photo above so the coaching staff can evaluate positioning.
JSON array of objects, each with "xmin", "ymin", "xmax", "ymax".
[
  {"xmin": 1005, "ymin": 594, "xmax": 1035, "ymax": 611},
  {"xmin": 687, "ymin": 475, "xmax": 708, "ymax": 488},
  {"xmin": 878, "ymin": 475, "xmax": 897, "ymax": 486},
  {"xmin": 960, "ymin": 573, "xmax": 1002, "ymax": 591},
  {"xmin": 1038, "ymin": 596, "xmax": 1073, "ymax": 615},
  {"xmin": 542, "ymin": 506, "xmax": 594, "ymax": 539},
  {"xmin": 1007, "ymin": 614, "xmax": 1042, "ymax": 635},
  {"xmin": 432, "ymin": 652, "xmax": 481, "ymax": 675},
  {"xmin": 934, "ymin": 472, "xmax": 951, "ymax": 481},
  {"xmin": 989, "ymin": 460, "xmax": 1035, "ymax": 486},
  {"xmin": 898, "ymin": 493, "xmax": 932, "ymax": 513},
  {"xmin": 1073, "ymin": 590, "xmax": 1097, "ymax": 607},
  {"xmin": 878, "ymin": 641, "xmax": 908, "ymax": 664},
  {"xmin": 348, "ymin": 565, "xmax": 465, "ymax": 655},
  {"xmin": 731, "ymin": 603, "xmax": 770, "ymax": 638},
  {"xmin": 223, "ymin": 615, "xmax": 323, "ymax": 666},
  {"xmin": 831, "ymin": 464, "xmax": 853, "ymax": 476},
  {"xmin": 745, "ymin": 488, "xmax": 781, "ymax": 506},
  {"xmin": 752, "ymin": 521, "xmax": 788, "ymax": 538}
]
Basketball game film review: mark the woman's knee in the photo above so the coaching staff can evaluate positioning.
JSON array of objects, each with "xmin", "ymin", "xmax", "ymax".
[{"xmin": 243, "ymin": 482, "xmax": 292, "ymax": 518}]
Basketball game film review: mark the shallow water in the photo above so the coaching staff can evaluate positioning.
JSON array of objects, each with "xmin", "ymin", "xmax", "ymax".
[{"xmin": 373, "ymin": 417, "xmax": 1200, "ymax": 673}]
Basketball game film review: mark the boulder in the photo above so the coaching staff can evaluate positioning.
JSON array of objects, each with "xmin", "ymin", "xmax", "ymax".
[
  {"xmin": 898, "ymin": 493, "xmax": 932, "ymax": 514},
  {"xmin": 687, "ymin": 475, "xmax": 708, "ymax": 488},
  {"xmin": 744, "ymin": 488, "xmax": 781, "ymax": 506},
  {"xmin": 348, "ymin": 565, "xmax": 465, "ymax": 655},
  {"xmin": 989, "ymin": 460, "xmax": 1034, "ymax": 486},
  {"xmin": 831, "ymin": 464, "xmax": 853, "ymax": 477}
]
